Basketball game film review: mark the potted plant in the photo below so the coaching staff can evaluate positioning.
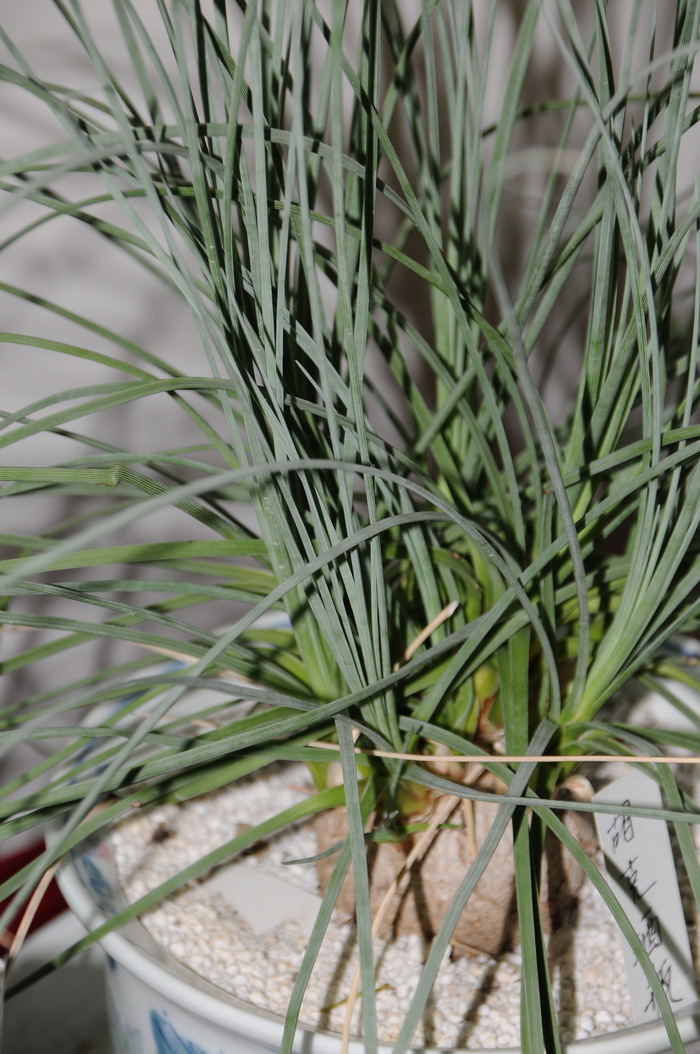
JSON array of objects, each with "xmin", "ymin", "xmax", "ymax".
[{"xmin": 1, "ymin": 1, "xmax": 700, "ymax": 1051}]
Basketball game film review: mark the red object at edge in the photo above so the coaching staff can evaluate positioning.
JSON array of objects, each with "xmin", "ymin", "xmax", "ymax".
[{"xmin": 0, "ymin": 840, "xmax": 67, "ymax": 936}]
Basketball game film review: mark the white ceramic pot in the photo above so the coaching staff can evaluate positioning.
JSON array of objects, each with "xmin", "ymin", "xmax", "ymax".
[
  {"xmin": 53, "ymin": 830, "xmax": 700, "ymax": 1054},
  {"xmin": 51, "ymin": 635, "xmax": 700, "ymax": 1054}
]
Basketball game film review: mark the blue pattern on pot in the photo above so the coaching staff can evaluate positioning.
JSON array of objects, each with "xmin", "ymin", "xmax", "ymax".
[
  {"xmin": 151, "ymin": 1010, "xmax": 215, "ymax": 1054},
  {"xmin": 74, "ymin": 840, "xmax": 121, "ymax": 915}
]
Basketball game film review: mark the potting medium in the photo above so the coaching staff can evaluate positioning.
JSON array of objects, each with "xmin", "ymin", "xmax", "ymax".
[{"xmin": 106, "ymin": 762, "xmax": 696, "ymax": 1050}]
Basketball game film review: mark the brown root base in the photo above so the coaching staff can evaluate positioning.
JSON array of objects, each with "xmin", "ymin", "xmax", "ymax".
[{"xmin": 314, "ymin": 791, "xmax": 596, "ymax": 958}]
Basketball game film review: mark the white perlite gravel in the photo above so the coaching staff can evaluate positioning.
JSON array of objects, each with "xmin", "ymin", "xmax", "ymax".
[{"xmin": 108, "ymin": 765, "xmax": 695, "ymax": 1049}]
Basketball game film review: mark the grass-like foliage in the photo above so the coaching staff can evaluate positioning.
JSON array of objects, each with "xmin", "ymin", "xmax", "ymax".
[{"xmin": 1, "ymin": 2, "xmax": 700, "ymax": 1050}]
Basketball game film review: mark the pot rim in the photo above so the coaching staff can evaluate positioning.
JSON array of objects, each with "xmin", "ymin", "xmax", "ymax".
[
  {"xmin": 51, "ymin": 811, "xmax": 700, "ymax": 1054},
  {"xmin": 49, "ymin": 633, "xmax": 700, "ymax": 1054}
]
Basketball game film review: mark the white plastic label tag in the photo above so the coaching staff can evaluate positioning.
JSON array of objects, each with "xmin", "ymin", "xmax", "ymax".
[
  {"xmin": 593, "ymin": 769, "xmax": 696, "ymax": 1021},
  {"xmin": 198, "ymin": 860, "xmax": 322, "ymax": 938}
]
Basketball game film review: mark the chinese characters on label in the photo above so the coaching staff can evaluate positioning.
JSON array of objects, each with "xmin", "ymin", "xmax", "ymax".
[{"xmin": 593, "ymin": 770, "xmax": 696, "ymax": 1022}]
